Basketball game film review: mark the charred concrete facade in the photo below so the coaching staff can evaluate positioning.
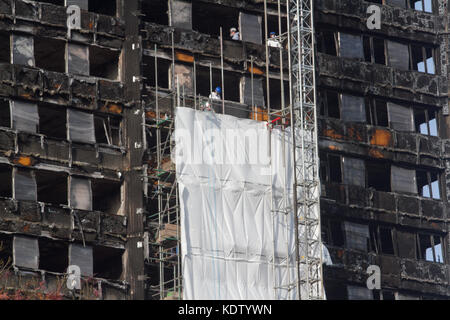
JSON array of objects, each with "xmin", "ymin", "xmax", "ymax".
[
  {"xmin": 0, "ymin": 0, "xmax": 449, "ymax": 300},
  {"xmin": 0, "ymin": 0, "xmax": 131, "ymax": 299}
]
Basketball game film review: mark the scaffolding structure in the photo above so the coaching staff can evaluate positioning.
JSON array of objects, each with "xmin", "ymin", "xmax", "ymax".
[
  {"xmin": 143, "ymin": 0, "xmax": 323, "ymax": 300},
  {"xmin": 287, "ymin": 0, "xmax": 324, "ymax": 300}
]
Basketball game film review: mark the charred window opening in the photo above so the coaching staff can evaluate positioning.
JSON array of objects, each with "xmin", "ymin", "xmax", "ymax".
[
  {"xmin": 265, "ymin": 14, "xmax": 287, "ymax": 46},
  {"xmin": 34, "ymin": 37, "xmax": 65, "ymax": 73},
  {"xmin": 414, "ymin": 108, "xmax": 438, "ymax": 136},
  {"xmin": 329, "ymin": 154, "xmax": 342, "ymax": 183},
  {"xmin": 317, "ymin": 31, "xmax": 337, "ymax": 56},
  {"xmin": 0, "ymin": 234, "xmax": 13, "ymax": 270},
  {"xmin": 323, "ymin": 281, "xmax": 347, "ymax": 300},
  {"xmin": 265, "ymin": 79, "xmax": 289, "ymax": 111},
  {"xmin": 196, "ymin": 65, "xmax": 240, "ymax": 103},
  {"xmin": 321, "ymin": 219, "xmax": 344, "ymax": 247},
  {"xmin": 92, "ymin": 179, "xmax": 122, "ymax": 215},
  {"xmin": 90, "ymin": 46, "xmax": 120, "ymax": 80},
  {"xmin": 38, "ymin": 103, "xmax": 67, "ymax": 140},
  {"xmin": 367, "ymin": 162, "xmax": 390, "ymax": 192},
  {"xmin": 143, "ymin": 55, "xmax": 170, "ymax": 89},
  {"xmin": 35, "ymin": 170, "xmax": 68, "ymax": 206},
  {"xmin": 89, "ymin": 0, "xmax": 117, "ymax": 16},
  {"xmin": 397, "ymin": 230, "xmax": 416, "ymax": 259},
  {"xmin": 93, "ymin": 246, "xmax": 123, "ymax": 280},
  {"xmin": 141, "ymin": 0, "xmax": 169, "ymax": 25},
  {"xmin": 409, "ymin": 0, "xmax": 433, "ymax": 13},
  {"xmin": 366, "ymin": 98, "xmax": 388, "ymax": 127},
  {"xmin": 0, "ymin": 32, "xmax": 10, "ymax": 63},
  {"xmin": 363, "ymin": 36, "xmax": 386, "ymax": 65},
  {"xmin": 410, "ymin": 45, "xmax": 435, "ymax": 74},
  {"xmin": 319, "ymin": 90, "xmax": 340, "ymax": 119},
  {"xmin": 0, "ymin": 164, "xmax": 12, "ymax": 198},
  {"xmin": 416, "ymin": 170, "xmax": 440, "ymax": 199},
  {"xmin": 38, "ymin": 238, "xmax": 68, "ymax": 273},
  {"xmin": 192, "ymin": 2, "xmax": 239, "ymax": 38},
  {"xmin": 379, "ymin": 227, "xmax": 395, "ymax": 254},
  {"xmin": 331, "ymin": 222, "xmax": 345, "ymax": 247},
  {"xmin": 0, "ymin": 99, "xmax": 10, "ymax": 128},
  {"xmin": 417, "ymin": 233, "xmax": 444, "ymax": 263},
  {"xmin": 320, "ymin": 153, "xmax": 342, "ymax": 184},
  {"xmin": 94, "ymin": 115, "xmax": 122, "ymax": 146}
]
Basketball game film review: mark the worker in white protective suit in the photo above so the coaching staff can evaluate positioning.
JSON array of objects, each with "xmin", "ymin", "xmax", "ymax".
[
  {"xmin": 230, "ymin": 27, "xmax": 240, "ymax": 40},
  {"xmin": 209, "ymin": 86, "xmax": 222, "ymax": 100},
  {"xmin": 268, "ymin": 32, "xmax": 282, "ymax": 48},
  {"xmin": 203, "ymin": 86, "xmax": 222, "ymax": 111}
]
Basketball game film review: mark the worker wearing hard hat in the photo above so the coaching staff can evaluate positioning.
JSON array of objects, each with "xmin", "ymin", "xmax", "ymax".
[
  {"xmin": 230, "ymin": 27, "xmax": 240, "ymax": 40},
  {"xmin": 209, "ymin": 86, "xmax": 222, "ymax": 100},
  {"xmin": 268, "ymin": 31, "xmax": 282, "ymax": 48}
]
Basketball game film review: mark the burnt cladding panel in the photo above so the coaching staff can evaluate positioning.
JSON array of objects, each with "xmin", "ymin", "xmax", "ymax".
[
  {"xmin": 239, "ymin": 12, "xmax": 262, "ymax": 44},
  {"xmin": 170, "ymin": 0, "xmax": 192, "ymax": 30}
]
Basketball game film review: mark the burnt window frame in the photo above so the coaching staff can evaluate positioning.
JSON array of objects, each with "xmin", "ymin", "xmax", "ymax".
[
  {"xmin": 363, "ymin": 36, "xmax": 386, "ymax": 65},
  {"xmin": 416, "ymin": 233, "xmax": 445, "ymax": 263},
  {"xmin": 319, "ymin": 152, "xmax": 342, "ymax": 184},
  {"xmin": 316, "ymin": 30, "xmax": 338, "ymax": 56},
  {"xmin": 321, "ymin": 218, "xmax": 345, "ymax": 248},
  {"xmin": 366, "ymin": 161, "xmax": 391, "ymax": 192},
  {"xmin": 413, "ymin": 107, "xmax": 439, "ymax": 137},
  {"xmin": 319, "ymin": 90, "xmax": 340, "ymax": 119},
  {"xmin": 408, "ymin": 0, "xmax": 434, "ymax": 13},
  {"xmin": 94, "ymin": 114, "xmax": 123, "ymax": 147},
  {"xmin": 369, "ymin": 224, "xmax": 396, "ymax": 256},
  {"xmin": 409, "ymin": 45, "xmax": 436, "ymax": 74},
  {"xmin": 416, "ymin": 169, "xmax": 441, "ymax": 199},
  {"xmin": 365, "ymin": 97, "xmax": 388, "ymax": 127}
]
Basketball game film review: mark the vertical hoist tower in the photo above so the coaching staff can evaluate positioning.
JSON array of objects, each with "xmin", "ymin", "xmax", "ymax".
[{"xmin": 288, "ymin": 0, "xmax": 324, "ymax": 300}]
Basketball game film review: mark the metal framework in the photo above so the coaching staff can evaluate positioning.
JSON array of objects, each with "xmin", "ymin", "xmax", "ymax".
[
  {"xmin": 143, "ymin": 0, "xmax": 323, "ymax": 300},
  {"xmin": 287, "ymin": 0, "xmax": 324, "ymax": 300},
  {"xmin": 144, "ymin": 42, "xmax": 182, "ymax": 300}
]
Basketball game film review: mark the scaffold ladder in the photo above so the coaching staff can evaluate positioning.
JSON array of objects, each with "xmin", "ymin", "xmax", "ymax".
[{"xmin": 288, "ymin": 0, "xmax": 324, "ymax": 300}]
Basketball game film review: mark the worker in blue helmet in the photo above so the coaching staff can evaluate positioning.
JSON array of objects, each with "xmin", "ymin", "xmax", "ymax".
[
  {"xmin": 268, "ymin": 31, "xmax": 282, "ymax": 48},
  {"xmin": 209, "ymin": 86, "xmax": 222, "ymax": 100}
]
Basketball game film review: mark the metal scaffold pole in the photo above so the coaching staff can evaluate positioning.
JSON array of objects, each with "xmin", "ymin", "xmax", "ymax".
[{"xmin": 288, "ymin": 0, "xmax": 324, "ymax": 300}]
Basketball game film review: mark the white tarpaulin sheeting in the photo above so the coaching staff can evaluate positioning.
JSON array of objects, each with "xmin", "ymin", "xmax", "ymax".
[{"xmin": 175, "ymin": 107, "xmax": 323, "ymax": 300}]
